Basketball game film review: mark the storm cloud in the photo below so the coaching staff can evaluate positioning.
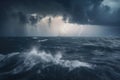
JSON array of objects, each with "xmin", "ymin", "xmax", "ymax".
[{"xmin": 0, "ymin": 0, "xmax": 120, "ymax": 36}]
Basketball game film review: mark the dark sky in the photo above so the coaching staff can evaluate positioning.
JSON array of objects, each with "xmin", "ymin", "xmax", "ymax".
[{"xmin": 0, "ymin": 0, "xmax": 120, "ymax": 37}]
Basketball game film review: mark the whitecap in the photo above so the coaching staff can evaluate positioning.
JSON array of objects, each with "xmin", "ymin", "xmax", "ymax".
[
  {"xmin": 22, "ymin": 48, "xmax": 92, "ymax": 70},
  {"xmin": 0, "ymin": 48, "xmax": 92, "ymax": 74},
  {"xmin": 37, "ymin": 39, "xmax": 48, "ymax": 42}
]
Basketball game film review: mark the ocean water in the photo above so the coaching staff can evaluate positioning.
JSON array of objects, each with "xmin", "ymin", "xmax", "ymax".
[{"xmin": 0, "ymin": 37, "xmax": 120, "ymax": 80}]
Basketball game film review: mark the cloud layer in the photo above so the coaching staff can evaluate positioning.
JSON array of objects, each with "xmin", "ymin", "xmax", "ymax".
[{"xmin": 0, "ymin": 0, "xmax": 120, "ymax": 36}]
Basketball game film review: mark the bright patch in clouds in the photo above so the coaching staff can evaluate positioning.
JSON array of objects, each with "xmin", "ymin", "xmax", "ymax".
[
  {"xmin": 26, "ymin": 16, "xmax": 83, "ymax": 36},
  {"xmin": 49, "ymin": 16, "xmax": 82, "ymax": 36},
  {"xmin": 25, "ymin": 15, "xmax": 104, "ymax": 37}
]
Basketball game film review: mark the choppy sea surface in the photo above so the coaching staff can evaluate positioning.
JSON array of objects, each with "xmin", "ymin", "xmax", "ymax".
[{"xmin": 0, "ymin": 37, "xmax": 120, "ymax": 80}]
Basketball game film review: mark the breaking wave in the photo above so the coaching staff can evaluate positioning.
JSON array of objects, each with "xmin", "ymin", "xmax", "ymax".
[{"xmin": 0, "ymin": 48, "xmax": 91, "ymax": 75}]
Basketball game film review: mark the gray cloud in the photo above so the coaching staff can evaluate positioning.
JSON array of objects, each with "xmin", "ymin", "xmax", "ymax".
[{"xmin": 0, "ymin": 0, "xmax": 120, "ymax": 36}]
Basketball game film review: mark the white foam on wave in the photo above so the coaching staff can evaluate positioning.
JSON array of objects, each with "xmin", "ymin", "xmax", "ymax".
[
  {"xmin": 23, "ymin": 48, "xmax": 92, "ymax": 70},
  {"xmin": 0, "ymin": 48, "xmax": 92, "ymax": 74},
  {"xmin": 37, "ymin": 39, "xmax": 48, "ymax": 42}
]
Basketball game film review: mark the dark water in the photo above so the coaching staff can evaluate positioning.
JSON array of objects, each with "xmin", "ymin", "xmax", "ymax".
[{"xmin": 0, "ymin": 37, "xmax": 120, "ymax": 80}]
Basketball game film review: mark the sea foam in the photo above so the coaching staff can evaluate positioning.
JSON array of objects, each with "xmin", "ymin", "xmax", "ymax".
[{"xmin": 0, "ymin": 48, "xmax": 92, "ymax": 74}]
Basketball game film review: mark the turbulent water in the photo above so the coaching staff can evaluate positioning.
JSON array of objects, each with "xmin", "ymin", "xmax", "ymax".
[{"xmin": 0, "ymin": 37, "xmax": 120, "ymax": 80}]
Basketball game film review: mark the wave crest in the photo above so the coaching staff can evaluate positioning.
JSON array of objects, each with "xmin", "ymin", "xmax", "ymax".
[{"xmin": 0, "ymin": 48, "xmax": 92, "ymax": 74}]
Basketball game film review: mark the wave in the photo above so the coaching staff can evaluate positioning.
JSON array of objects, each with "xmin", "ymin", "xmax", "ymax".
[
  {"xmin": 37, "ymin": 39, "xmax": 48, "ymax": 42},
  {"xmin": 0, "ymin": 48, "xmax": 91, "ymax": 75},
  {"xmin": 0, "ymin": 37, "xmax": 120, "ymax": 80}
]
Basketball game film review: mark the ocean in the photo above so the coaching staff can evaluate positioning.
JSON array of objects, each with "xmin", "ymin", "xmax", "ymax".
[{"xmin": 0, "ymin": 37, "xmax": 120, "ymax": 80}]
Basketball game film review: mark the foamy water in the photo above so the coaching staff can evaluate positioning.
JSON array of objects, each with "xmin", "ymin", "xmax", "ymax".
[
  {"xmin": 0, "ymin": 48, "xmax": 92, "ymax": 75},
  {"xmin": 0, "ymin": 37, "xmax": 120, "ymax": 80}
]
